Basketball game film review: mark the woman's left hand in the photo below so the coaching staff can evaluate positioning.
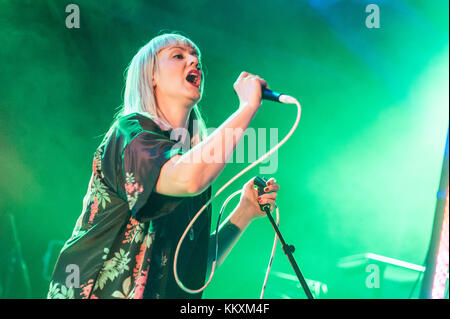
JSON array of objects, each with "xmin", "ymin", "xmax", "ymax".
[{"xmin": 238, "ymin": 177, "xmax": 280, "ymax": 220}]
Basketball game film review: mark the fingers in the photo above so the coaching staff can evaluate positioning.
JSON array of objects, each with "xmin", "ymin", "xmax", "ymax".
[
  {"xmin": 258, "ymin": 177, "xmax": 278, "ymax": 201},
  {"xmin": 246, "ymin": 176, "xmax": 280, "ymax": 214},
  {"xmin": 258, "ymin": 192, "xmax": 277, "ymax": 201},
  {"xmin": 237, "ymin": 71, "xmax": 268, "ymax": 88},
  {"xmin": 254, "ymin": 75, "xmax": 268, "ymax": 89},
  {"xmin": 257, "ymin": 196, "xmax": 276, "ymax": 212},
  {"xmin": 237, "ymin": 71, "xmax": 249, "ymax": 81},
  {"xmin": 249, "ymin": 176, "xmax": 279, "ymax": 193},
  {"xmin": 263, "ymin": 183, "xmax": 279, "ymax": 193}
]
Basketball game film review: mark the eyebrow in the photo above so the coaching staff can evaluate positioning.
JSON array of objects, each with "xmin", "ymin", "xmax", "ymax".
[{"xmin": 167, "ymin": 46, "xmax": 198, "ymax": 56}]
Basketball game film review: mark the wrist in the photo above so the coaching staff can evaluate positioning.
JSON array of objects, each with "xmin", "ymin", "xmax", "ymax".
[
  {"xmin": 239, "ymin": 102, "xmax": 260, "ymax": 113},
  {"xmin": 229, "ymin": 205, "xmax": 254, "ymax": 231}
]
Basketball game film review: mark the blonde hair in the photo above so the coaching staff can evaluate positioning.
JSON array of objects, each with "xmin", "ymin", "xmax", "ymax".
[{"xmin": 111, "ymin": 33, "xmax": 207, "ymax": 143}]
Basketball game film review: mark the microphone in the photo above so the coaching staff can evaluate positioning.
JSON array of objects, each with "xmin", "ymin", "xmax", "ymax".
[
  {"xmin": 262, "ymin": 87, "xmax": 296, "ymax": 104},
  {"xmin": 262, "ymin": 87, "xmax": 282, "ymax": 102}
]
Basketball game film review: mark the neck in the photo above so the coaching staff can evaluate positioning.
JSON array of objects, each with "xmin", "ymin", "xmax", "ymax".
[{"xmin": 155, "ymin": 95, "xmax": 193, "ymax": 131}]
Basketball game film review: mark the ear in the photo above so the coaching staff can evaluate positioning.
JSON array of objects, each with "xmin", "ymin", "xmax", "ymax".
[
  {"xmin": 151, "ymin": 73, "xmax": 157, "ymax": 88},
  {"xmin": 152, "ymin": 56, "xmax": 162, "ymax": 88},
  {"xmin": 151, "ymin": 68, "xmax": 160, "ymax": 89},
  {"xmin": 147, "ymin": 66, "xmax": 158, "ymax": 89}
]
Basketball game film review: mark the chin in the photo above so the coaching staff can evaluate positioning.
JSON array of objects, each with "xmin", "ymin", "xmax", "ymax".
[
  {"xmin": 187, "ymin": 91, "xmax": 202, "ymax": 103},
  {"xmin": 189, "ymin": 98, "xmax": 201, "ymax": 107}
]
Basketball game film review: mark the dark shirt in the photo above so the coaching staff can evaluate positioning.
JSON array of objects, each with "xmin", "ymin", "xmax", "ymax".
[{"xmin": 47, "ymin": 113, "xmax": 211, "ymax": 299}]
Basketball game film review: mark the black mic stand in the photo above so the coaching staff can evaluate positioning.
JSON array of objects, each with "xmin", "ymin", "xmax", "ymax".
[{"xmin": 255, "ymin": 177, "xmax": 314, "ymax": 299}]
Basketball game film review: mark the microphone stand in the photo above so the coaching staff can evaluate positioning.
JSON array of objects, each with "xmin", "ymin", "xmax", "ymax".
[
  {"xmin": 262, "ymin": 205, "xmax": 314, "ymax": 299},
  {"xmin": 254, "ymin": 176, "xmax": 313, "ymax": 299}
]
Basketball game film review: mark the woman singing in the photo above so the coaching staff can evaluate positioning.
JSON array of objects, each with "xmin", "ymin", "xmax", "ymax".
[{"xmin": 47, "ymin": 33, "xmax": 280, "ymax": 299}]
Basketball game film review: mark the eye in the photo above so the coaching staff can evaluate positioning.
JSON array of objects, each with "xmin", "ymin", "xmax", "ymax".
[{"xmin": 173, "ymin": 54, "xmax": 184, "ymax": 59}]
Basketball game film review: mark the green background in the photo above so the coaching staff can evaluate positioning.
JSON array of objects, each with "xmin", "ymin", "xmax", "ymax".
[{"xmin": 0, "ymin": 0, "xmax": 448, "ymax": 298}]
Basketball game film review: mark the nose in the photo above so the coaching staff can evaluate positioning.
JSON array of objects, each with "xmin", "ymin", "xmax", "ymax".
[{"xmin": 188, "ymin": 54, "xmax": 200, "ymax": 69}]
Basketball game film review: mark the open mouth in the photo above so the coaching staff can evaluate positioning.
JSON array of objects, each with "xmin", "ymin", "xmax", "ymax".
[{"xmin": 186, "ymin": 71, "xmax": 201, "ymax": 88}]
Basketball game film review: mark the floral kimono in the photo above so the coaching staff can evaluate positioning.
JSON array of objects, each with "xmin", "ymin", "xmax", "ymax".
[{"xmin": 47, "ymin": 113, "xmax": 211, "ymax": 299}]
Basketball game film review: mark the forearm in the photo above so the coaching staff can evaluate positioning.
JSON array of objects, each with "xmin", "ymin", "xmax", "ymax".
[
  {"xmin": 207, "ymin": 205, "xmax": 253, "ymax": 273},
  {"xmin": 174, "ymin": 104, "xmax": 258, "ymax": 194}
]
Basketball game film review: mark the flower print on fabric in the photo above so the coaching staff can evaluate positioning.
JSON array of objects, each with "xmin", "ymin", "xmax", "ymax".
[
  {"xmin": 125, "ymin": 172, "xmax": 144, "ymax": 210},
  {"xmin": 111, "ymin": 276, "xmax": 133, "ymax": 299},
  {"xmin": 47, "ymin": 114, "xmax": 212, "ymax": 299},
  {"xmin": 90, "ymin": 176, "xmax": 111, "ymax": 209},
  {"xmin": 92, "ymin": 148, "xmax": 103, "ymax": 176},
  {"xmin": 132, "ymin": 235, "xmax": 153, "ymax": 288},
  {"xmin": 80, "ymin": 279, "xmax": 95, "ymax": 299},
  {"xmin": 86, "ymin": 176, "xmax": 111, "ymax": 227},
  {"xmin": 47, "ymin": 282, "xmax": 75, "ymax": 299},
  {"xmin": 88, "ymin": 197, "xmax": 99, "ymax": 225},
  {"xmin": 94, "ymin": 248, "xmax": 131, "ymax": 291},
  {"xmin": 86, "ymin": 147, "xmax": 111, "ymax": 227},
  {"xmin": 133, "ymin": 268, "xmax": 149, "ymax": 299},
  {"xmin": 123, "ymin": 217, "xmax": 146, "ymax": 244}
]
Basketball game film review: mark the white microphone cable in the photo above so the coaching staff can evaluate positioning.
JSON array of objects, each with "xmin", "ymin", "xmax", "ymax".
[
  {"xmin": 210, "ymin": 189, "xmax": 280, "ymax": 299},
  {"xmin": 173, "ymin": 94, "xmax": 301, "ymax": 295}
]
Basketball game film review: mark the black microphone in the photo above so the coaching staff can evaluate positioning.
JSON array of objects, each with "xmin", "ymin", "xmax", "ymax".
[{"xmin": 262, "ymin": 87, "xmax": 283, "ymax": 102}]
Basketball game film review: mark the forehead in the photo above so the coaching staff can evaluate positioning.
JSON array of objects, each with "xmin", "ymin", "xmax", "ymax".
[{"xmin": 160, "ymin": 44, "xmax": 199, "ymax": 56}]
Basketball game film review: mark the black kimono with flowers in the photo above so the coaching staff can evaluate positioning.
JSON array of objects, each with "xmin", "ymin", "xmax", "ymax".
[{"xmin": 47, "ymin": 113, "xmax": 211, "ymax": 299}]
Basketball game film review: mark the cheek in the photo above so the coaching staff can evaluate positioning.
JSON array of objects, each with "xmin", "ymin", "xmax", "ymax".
[{"xmin": 156, "ymin": 66, "xmax": 184, "ymax": 89}]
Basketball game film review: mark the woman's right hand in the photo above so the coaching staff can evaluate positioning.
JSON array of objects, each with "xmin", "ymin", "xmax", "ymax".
[{"xmin": 233, "ymin": 71, "xmax": 268, "ymax": 110}]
